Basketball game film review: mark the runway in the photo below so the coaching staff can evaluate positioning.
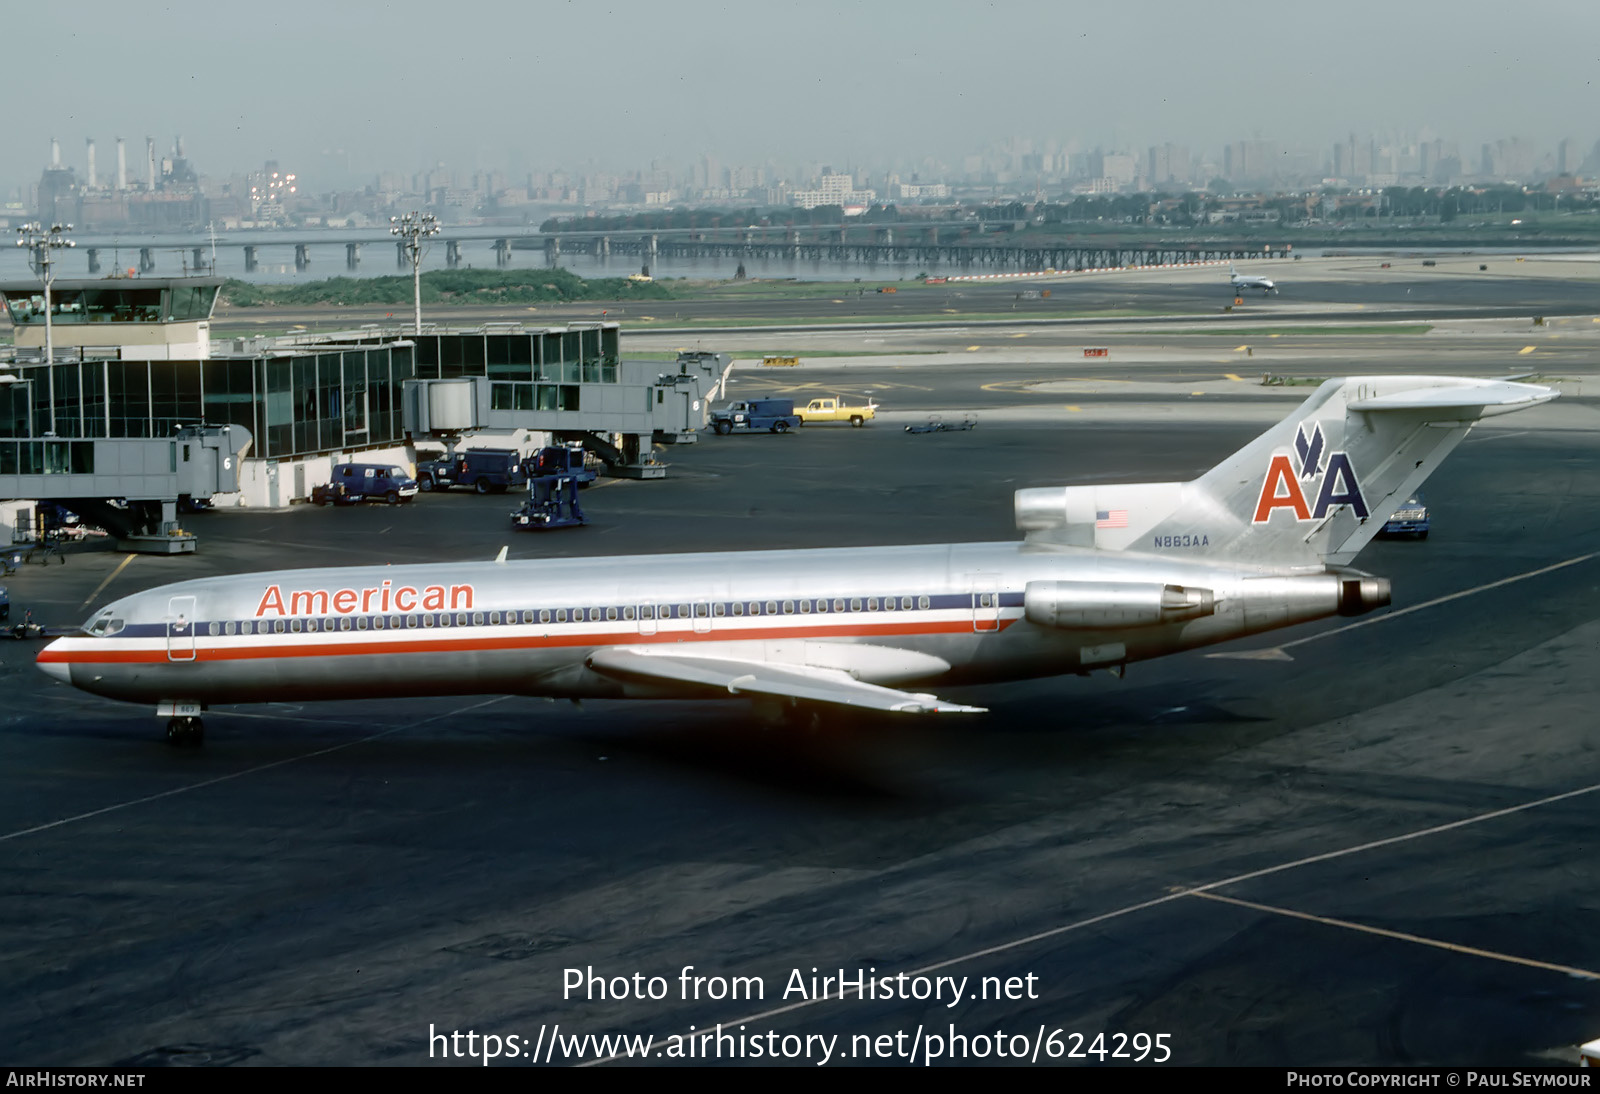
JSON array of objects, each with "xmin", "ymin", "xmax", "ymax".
[{"xmin": 3, "ymin": 293, "xmax": 1600, "ymax": 1065}]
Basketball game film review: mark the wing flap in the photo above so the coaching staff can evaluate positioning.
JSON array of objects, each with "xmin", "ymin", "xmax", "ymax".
[{"xmin": 589, "ymin": 647, "xmax": 985, "ymax": 714}]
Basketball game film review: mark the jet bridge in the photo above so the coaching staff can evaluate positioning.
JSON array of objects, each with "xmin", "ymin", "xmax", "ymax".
[
  {"xmin": 1, "ymin": 424, "xmax": 250, "ymax": 553},
  {"xmin": 403, "ymin": 353, "xmax": 728, "ymax": 479}
]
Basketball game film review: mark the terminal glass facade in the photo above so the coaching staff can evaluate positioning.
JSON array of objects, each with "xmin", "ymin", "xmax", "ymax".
[
  {"xmin": 409, "ymin": 326, "xmax": 620, "ymax": 418},
  {"xmin": 0, "ymin": 342, "xmax": 415, "ymax": 459}
]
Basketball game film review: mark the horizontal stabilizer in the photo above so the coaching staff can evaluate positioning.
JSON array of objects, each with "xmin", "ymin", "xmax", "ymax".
[
  {"xmin": 589, "ymin": 647, "xmax": 985, "ymax": 714},
  {"xmin": 1347, "ymin": 377, "xmax": 1558, "ymax": 415}
]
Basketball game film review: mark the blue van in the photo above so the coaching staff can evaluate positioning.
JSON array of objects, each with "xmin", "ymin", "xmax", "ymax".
[{"xmin": 313, "ymin": 463, "xmax": 420, "ymax": 506}]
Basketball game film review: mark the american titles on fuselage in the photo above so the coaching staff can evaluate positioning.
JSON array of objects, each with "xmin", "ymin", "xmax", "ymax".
[
  {"xmin": 255, "ymin": 581, "xmax": 476, "ymax": 618},
  {"xmin": 1252, "ymin": 422, "xmax": 1369, "ymax": 524}
]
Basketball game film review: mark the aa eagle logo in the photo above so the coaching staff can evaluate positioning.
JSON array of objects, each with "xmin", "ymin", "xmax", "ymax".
[{"xmin": 1252, "ymin": 423, "xmax": 1369, "ymax": 524}]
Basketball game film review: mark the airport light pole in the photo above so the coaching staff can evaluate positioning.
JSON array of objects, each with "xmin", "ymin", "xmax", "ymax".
[
  {"xmin": 390, "ymin": 212, "xmax": 439, "ymax": 335},
  {"xmin": 15, "ymin": 222, "xmax": 74, "ymax": 434}
]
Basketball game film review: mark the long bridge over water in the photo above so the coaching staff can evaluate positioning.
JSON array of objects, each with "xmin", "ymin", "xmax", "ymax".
[{"xmin": 61, "ymin": 223, "xmax": 1294, "ymax": 277}]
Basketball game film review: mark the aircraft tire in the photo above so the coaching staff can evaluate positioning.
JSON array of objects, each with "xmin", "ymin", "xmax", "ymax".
[{"xmin": 166, "ymin": 717, "xmax": 204, "ymax": 747}]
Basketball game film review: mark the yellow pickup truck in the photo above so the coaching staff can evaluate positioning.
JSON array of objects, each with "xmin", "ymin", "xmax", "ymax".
[{"xmin": 796, "ymin": 397, "xmax": 877, "ymax": 427}]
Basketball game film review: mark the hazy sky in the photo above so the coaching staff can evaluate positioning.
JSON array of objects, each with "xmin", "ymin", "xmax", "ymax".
[{"xmin": 8, "ymin": 0, "xmax": 1599, "ymax": 188}]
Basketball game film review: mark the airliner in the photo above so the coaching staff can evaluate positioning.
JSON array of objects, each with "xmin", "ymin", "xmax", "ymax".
[
  {"xmin": 1230, "ymin": 264, "xmax": 1278, "ymax": 295},
  {"xmin": 38, "ymin": 375, "xmax": 1556, "ymax": 746}
]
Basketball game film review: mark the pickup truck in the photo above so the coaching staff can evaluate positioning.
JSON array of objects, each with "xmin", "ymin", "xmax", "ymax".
[
  {"xmin": 796, "ymin": 397, "xmax": 877, "ymax": 427},
  {"xmin": 710, "ymin": 398, "xmax": 802, "ymax": 434}
]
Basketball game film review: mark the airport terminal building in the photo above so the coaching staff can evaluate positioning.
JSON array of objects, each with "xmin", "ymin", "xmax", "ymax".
[{"xmin": 0, "ymin": 277, "xmax": 723, "ymax": 545}]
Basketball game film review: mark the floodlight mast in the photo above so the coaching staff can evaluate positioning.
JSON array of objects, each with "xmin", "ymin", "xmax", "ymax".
[
  {"xmin": 15, "ymin": 221, "xmax": 75, "ymax": 433},
  {"xmin": 390, "ymin": 212, "xmax": 439, "ymax": 335}
]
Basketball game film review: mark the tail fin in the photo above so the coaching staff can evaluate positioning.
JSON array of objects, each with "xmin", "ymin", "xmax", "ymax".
[{"xmin": 1016, "ymin": 376, "xmax": 1558, "ymax": 567}]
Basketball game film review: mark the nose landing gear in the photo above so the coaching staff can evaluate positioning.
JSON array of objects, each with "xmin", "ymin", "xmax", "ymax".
[{"xmin": 166, "ymin": 717, "xmax": 205, "ymax": 747}]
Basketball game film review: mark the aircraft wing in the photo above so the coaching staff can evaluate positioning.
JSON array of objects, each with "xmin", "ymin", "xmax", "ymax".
[{"xmin": 588, "ymin": 647, "xmax": 986, "ymax": 714}]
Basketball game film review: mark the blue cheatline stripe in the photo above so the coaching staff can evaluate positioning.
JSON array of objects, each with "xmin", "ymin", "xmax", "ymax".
[{"xmin": 112, "ymin": 589, "xmax": 1025, "ymax": 640}]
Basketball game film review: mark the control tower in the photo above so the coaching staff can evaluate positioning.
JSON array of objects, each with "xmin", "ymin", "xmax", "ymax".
[{"xmin": 1, "ymin": 275, "xmax": 222, "ymax": 360}]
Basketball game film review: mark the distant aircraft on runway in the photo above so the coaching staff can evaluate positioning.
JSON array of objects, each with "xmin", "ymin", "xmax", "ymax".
[
  {"xmin": 1230, "ymin": 264, "xmax": 1278, "ymax": 295},
  {"xmin": 39, "ymin": 376, "xmax": 1556, "ymax": 746}
]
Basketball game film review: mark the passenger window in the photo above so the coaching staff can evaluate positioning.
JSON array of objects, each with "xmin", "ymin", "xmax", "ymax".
[
  {"xmin": 799, "ymin": 600, "xmax": 810, "ymax": 614},
  {"xmin": 678, "ymin": 604, "xmax": 690, "ymax": 619},
  {"xmin": 883, "ymin": 597, "xmax": 896, "ymax": 612},
  {"xmin": 867, "ymin": 598, "xmax": 878, "ymax": 612},
  {"xmin": 341, "ymin": 617, "xmax": 352, "ymax": 631},
  {"xmin": 539, "ymin": 609, "xmax": 551, "ymax": 624},
  {"xmin": 290, "ymin": 619, "xmax": 302, "ymax": 633},
  {"xmin": 606, "ymin": 607, "xmax": 618, "ymax": 621},
  {"xmin": 695, "ymin": 603, "xmax": 708, "ymax": 618},
  {"xmin": 556, "ymin": 609, "xmax": 567, "ymax": 623},
  {"xmin": 782, "ymin": 601, "xmax": 794, "ymax": 614},
  {"xmin": 458, "ymin": 613, "xmax": 468, "ymax": 626},
  {"xmin": 240, "ymin": 620, "xmax": 252, "ymax": 635},
  {"xmin": 357, "ymin": 617, "xmax": 368, "ymax": 631},
  {"xmin": 225, "ymin": 620, "xmax": 237, "ymax": 634},
  {"xmin": 440, "ymin": 613, "xmax": 452, "ymax": 628},
  {"xmin": 713, "ymin": 603, "xmax": 725, "ymax": 617},
  {"xmin": 850, "ymin": 598, "xmax": 862, "ymax": 612},
  {"xmin": 423, "ymin": 614, "xmax": 435, "ymax": 628},
  {"xmin": 473, "ymin": 612, "xmax": 485, "ymax": 626},
  {"xmin": 623, "ymin": 606, "xmax": 635, "ymax": 621},
  {"xmin": 406, "ymin": 614, "xmax": 417, "ymax": 628},
  {"xmin": 731, "ymin": 602, "xmax": 742, "ymax": 616},
  {"xmin": 918, "ymin": 595, "xmax": 930, "ymax": 610},
  {"xmin": 902, "ymin": 597, "xmax": 913, "ymax": 611},
  {"xmin": 276, "ymin": 620, "xmax": 286, "ymax": 633},
  {"xmin": 765, "ymin": 601, "xmax": 777, "ymax": 615}
]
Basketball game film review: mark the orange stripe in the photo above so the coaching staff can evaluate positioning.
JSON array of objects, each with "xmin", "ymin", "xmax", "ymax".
[{"xmin": 40, "ymin": 617, "xmax": 1016, "ymax": 666}]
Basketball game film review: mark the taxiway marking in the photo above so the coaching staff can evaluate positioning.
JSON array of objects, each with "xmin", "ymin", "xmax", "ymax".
[
  {"xmin": 1188, "ymin": 891, "xmax": 1600, "ymax": 981},
  {"xmin": 0, "ymin": 696, "xmax": 508, "ymax": 845},
  {"xmin": 584, "ymin": 775, "xmax": 1600, "ymax": 1065},
  {"xmin": 81, "ymin": 555, "xmax": 136, "ymax": 609}
]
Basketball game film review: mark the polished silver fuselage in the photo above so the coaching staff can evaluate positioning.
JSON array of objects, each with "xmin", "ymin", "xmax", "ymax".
[{"xmin": 40, "ymin": 541, "xmax": 1342, "ymax": 707}]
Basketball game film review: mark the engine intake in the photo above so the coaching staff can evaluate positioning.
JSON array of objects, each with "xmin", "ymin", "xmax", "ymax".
[{"xmin": 1024, "ymin": 581, "xmax": 1215, "ymax": 629}]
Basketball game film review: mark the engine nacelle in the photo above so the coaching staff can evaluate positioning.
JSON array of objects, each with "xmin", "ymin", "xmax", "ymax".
[{"xmin": 1024, "ymin": 581, "xmax": 1215, "ymax": 629}]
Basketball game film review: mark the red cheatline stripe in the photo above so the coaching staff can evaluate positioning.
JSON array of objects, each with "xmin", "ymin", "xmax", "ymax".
[{"xmin": 39, "ymin": 617, "xmax": 1017, "ymax": 666}]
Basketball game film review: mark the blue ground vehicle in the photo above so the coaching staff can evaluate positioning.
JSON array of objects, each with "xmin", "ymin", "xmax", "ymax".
[
  {"xmin": 456, "ymin": 449, "xmax": 528, "ymax": 494},
  {"xmin": 524, "ymin": 445, "xmax": 597, "ymax": 486},
  {"xmin": 512, "ymin": 475, "xmax": 586, "ymax": 531},
  {"xmin": 312, "ymin": 463, "xmax": 419, "ymax": 506},
  {"xmin": 1379, "ymin": 494, "xmax": 1430, "ymax": 538},
  {"xmin": 710, "ymin": 398, "xmax": 801, "ymax": 435}
]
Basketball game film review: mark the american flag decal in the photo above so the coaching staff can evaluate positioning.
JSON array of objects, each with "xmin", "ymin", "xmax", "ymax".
[{"xmin": 1096, "ymin": 509, "xmax": 1129, "ymax": 528}]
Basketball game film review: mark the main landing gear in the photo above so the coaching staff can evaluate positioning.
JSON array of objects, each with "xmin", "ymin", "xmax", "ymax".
[{"xmin": 166, "ymin": 716, "xmax": 205, "ymax": 747}]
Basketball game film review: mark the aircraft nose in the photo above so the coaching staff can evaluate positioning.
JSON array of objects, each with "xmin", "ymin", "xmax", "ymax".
[{"xmin": 35, "ymin": 650, "xmax": 70, "ymax": 684}]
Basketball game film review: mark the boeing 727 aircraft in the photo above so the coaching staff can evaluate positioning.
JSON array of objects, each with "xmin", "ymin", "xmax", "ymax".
[
  {"xmin": 39, "ymin": 375, "xmax": 1555, "ymax": 745},
  {"xmin": 1230, "ymin": 264, "xmax": 1278, "ymax": 295}
]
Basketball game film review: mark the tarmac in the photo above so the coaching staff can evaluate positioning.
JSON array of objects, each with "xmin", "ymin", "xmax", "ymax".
[{"xmin": 3, "ymin": 261, "xmax": 1600, "ymax": 1067}]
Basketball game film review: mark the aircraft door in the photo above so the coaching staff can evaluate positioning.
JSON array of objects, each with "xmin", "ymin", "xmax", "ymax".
[
  {"xmin": 638, "ymin": 604, "xmax": 657, "ymax": 636},
  {"xmin": 967, "ymin": 573, "xmax": 1000, "ymax": 633},
  {"xmin": 166, "ymin": 595, "xmax": 197, "ymax": 662},
  {"xmin": 693, "ymin": 600, "xmax": 712, "ymax": 634}
]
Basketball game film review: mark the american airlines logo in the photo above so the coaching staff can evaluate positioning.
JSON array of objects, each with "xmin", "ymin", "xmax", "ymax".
[
  {"xmin": 1251, "ymin": 423, "xmax": 1369, "ymax": 524},
  {"xmin": 255, "ymin": 580, "xmax": 476, "ymax": 617}
]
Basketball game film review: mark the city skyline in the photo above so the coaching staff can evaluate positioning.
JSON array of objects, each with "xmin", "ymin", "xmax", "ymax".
[{"xmin": 6, "ymin": 0, "xmax": 1599, "ymax": 196}]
